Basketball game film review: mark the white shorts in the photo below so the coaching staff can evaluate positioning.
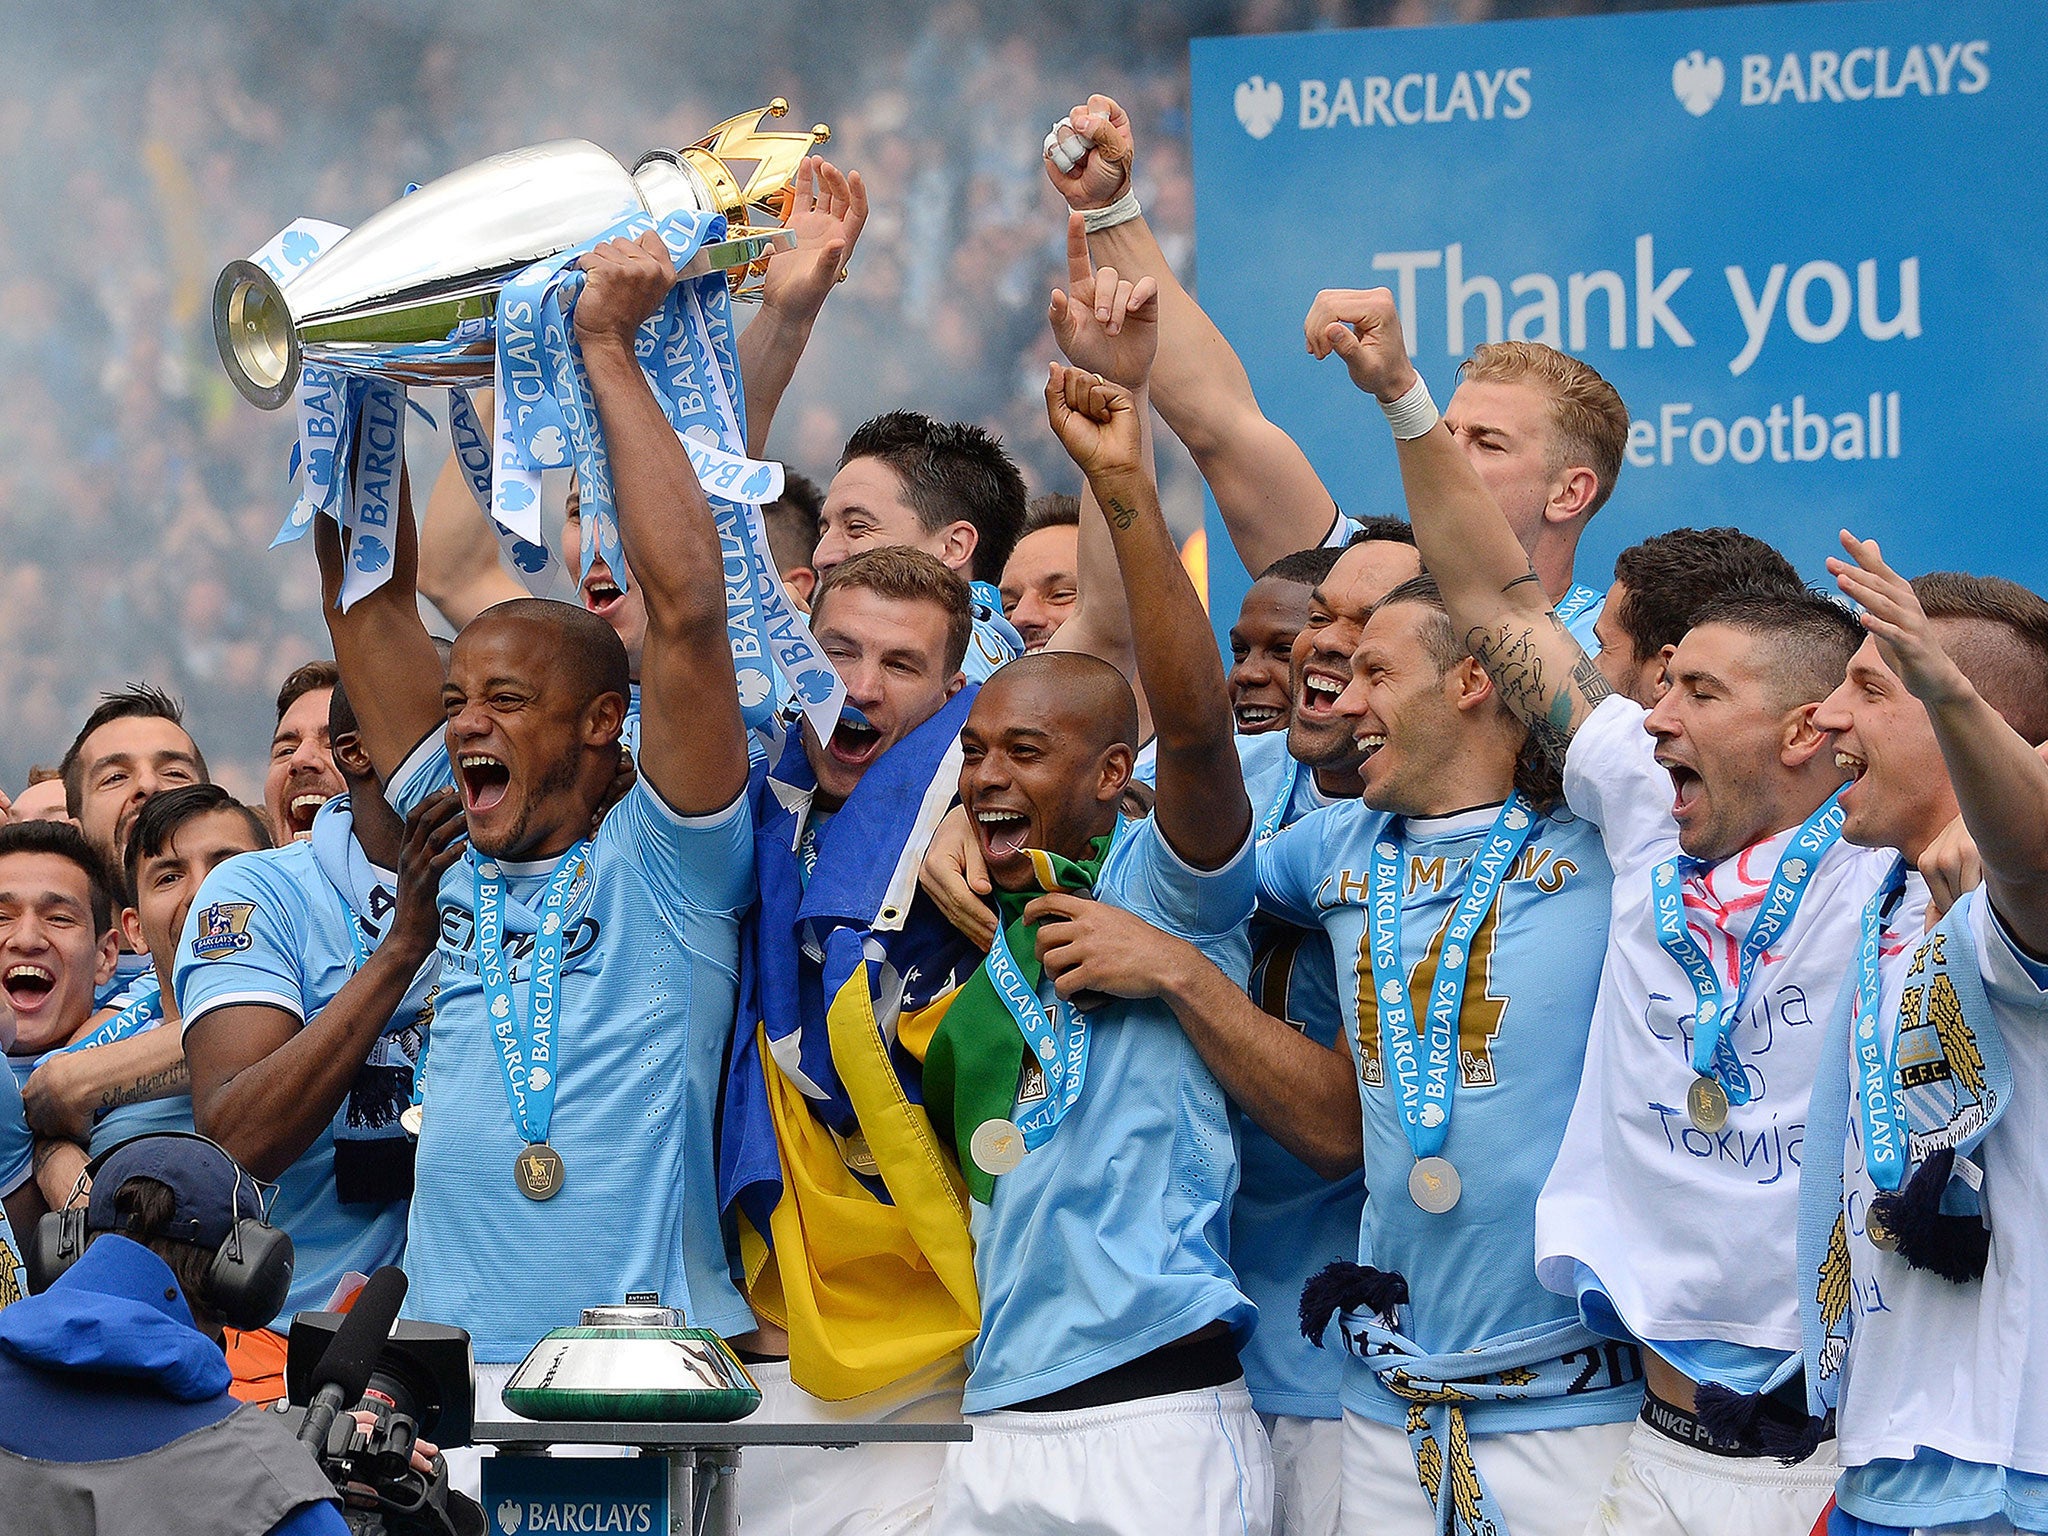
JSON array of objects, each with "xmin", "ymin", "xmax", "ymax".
[
  {"xmin": 735, "ymin": 1352, "xmax": 966, "ymax": 1536},
  {"xmin": 1265, "ymin": 1414, "xmax": 1342, "ymax": 1536},
  {"xmin": 931, "ymin": 1379, "xmax": 1273, "ymax": 1536},
  {"xmin": 1585, "ymin": 1417, "xmax": 1838, "ymax": 1536},
  {"xmin": 1341, "ymin": 1407, "xmax": 1633, "ymax": 1536}
]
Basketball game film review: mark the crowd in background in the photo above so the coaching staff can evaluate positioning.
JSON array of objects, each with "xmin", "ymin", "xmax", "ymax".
[{"xmin": 0, "ymin": 0, "xmax": 1758, "ymax": 801}]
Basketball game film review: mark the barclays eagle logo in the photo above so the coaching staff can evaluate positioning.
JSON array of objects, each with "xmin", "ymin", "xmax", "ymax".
[
  {"xmin": 1673, "ymin": 50, "xmax": 1725, "ymax": 116},
  {"xmin": 1235, "ymin": 76, "xmax": 1285, "ymax": 139}
]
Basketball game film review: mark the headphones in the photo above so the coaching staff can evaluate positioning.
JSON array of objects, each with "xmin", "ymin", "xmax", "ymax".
[{"xmin": 26, "ymin": 1132, "xmax": 296, "ymax": 1333}]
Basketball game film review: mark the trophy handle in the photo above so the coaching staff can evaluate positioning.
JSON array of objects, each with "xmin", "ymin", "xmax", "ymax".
[{"xmin": 215, "ymin": 260, "xmax": 302, "ymax": 410}]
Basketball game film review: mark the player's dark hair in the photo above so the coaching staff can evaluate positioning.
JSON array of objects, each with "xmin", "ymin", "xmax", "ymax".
[
  {"xmin": 60, "ymin": 685, "xmax": 208, "ymax": 819},
  {"xmin": 274, "ymin": 661, "xmax": 339, "ymax": 727},
  {"xmin": 811, "ymin": 546, "xmax": 974, "ymax": 675},
  {"xmin": 1612, "ymin": 529, "xmax": 1803, "ymax": 666},
  {"xmin": 1688, "ymin": 586, "xmax": 1865, "ymax": 710},
  {"xmin": 1257, "ymin": 546, "xmax": 1346, "ymax": 588},
  {"xmin": 1912, "ymin": 572, "xmax": 2048, "ymax": 746},
  {"xmin": 0, "ymin": 818, "xmax": 120, "ymax": 934},
  {"xmin": 840, "ymin": 412, "xmax": 1028, "ymax": 584},
  {"xmin": 1343, "ymin": 516, "xmax": 1418, "ymax": 549},
  {"xmin": 764, "ymin": 470, "xmax": 825, "ymax": 576},
  {"xmin": 1022, "ymin": 492, "xmax": 1081, "ymax": 534},
  {"xmin": 122, "ymin": 784, "xmax": 269, "ymax": 907}
]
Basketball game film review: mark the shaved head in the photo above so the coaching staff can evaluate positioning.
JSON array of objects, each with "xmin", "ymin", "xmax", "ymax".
[
  {"xmin": 460, "ymin": 598, "xmax": 631, "ymax": 714},
  {"xmin": 981, "ymin": 652, "xmax": 1139, "ymax": 755}
]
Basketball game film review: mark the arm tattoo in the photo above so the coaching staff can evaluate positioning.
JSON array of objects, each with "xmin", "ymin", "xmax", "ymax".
[
  {"xmin": 1101, "ymin": 494, "xmax": 1140, "ymax": 531},
  {"xmin": 1500, "ymin": 570, "xmax": 1544, "ymax": 595},
  {"xmin": 97, "ymin": 1062, "xmax": 190, "ymax": 1112},
  {"xmin": 1467, "ymin": 610, "xmax": 1608, "ymax": 743}
]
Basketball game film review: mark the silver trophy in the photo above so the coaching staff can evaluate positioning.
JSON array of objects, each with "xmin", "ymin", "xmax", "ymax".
[{"xmin": 215, "ymin": 101, "xmax": 828, "ymax": 409}]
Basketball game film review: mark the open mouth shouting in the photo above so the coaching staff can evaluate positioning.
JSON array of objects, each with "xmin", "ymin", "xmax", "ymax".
[
  {"xmin": 458, "ymin": 753, "xmax": 513, "ymax": 816},
  {"xmin": 581, "ymin": 571, "xmax": 627, "ymax": 620},
  {"xmin": 3, "ymin": 962, "xmax": 57, "ymax": 1019},
  {"xmin": 973, "ymin": 806, "xmax": 1033, "ymax": 863},
  {"xmin": 283, "ymin": 792, "xmax": 332, "ymax": 840},
  {"xmin": 1659, "ymin": 756, "xmax": 1706, "ymax": 822},
  {"xmin": 826, "ymin": 709, "xmax": 884, "ymax": 771},
  {"xmin": 1296, "ymin": 667, "xmax": 1347, "ymax": 723}
]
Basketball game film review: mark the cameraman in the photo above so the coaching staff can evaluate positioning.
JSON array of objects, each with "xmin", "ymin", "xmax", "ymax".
[{"xmin": 0, "ymin": 1133, "xmax": 345, "ymax": 1534}]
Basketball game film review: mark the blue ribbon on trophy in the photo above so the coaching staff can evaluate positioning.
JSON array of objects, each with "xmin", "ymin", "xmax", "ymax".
[{"xmin": 217, "ymin": 116, "xmax": 842, "ymax": 718}]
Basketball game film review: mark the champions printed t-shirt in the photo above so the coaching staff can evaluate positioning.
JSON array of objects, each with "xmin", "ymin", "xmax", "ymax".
[
  {"xmin": 385, "ymin": 734, "xmax": 756, "ymax": 1363},
  {"xmin": 173, "ymin": 804, "xmax": 435, "ymax": 1322},
  {"xmin": 1828, "ymin": 885, "xmax": 2048, "ymax": 1530},
  {"xmin": 1259, "ymin": 796, "xmax": 1635, "ymax": 1432},
  {"xmin": 962, "ymin": 815, "xmax": 1257, "ymax": 1414},
  {"xmin": 1537, "ymin": 694, "xmax": 1894, "ymax": 1380}
]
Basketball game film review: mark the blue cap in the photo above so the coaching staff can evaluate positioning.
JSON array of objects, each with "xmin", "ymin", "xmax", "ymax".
[{"xmin": 85, "ymin": 1134, "xmax": 251, "ymax": 1249}]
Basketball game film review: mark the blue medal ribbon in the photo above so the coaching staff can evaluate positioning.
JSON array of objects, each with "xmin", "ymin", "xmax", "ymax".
[
  {"xmin": 56, "ymin": 978, "xmax": 164, "ymax": 1055},
  {"xmin": 1553, "ymin": 583, "xmax": 1601, "ymax": 627},
  {"xmin": 1651, "ymin": 788, "xmax": 1847, "ymax": 1103},
  {"xmin": 1853, "ymin": 856, "xmax": 1911, "ymax": 1191},
  {"xmin": 984, "ymin": 821, "xmax": 1128, "ymax": 1150},
  {"xmin": 1366, "ymin": 797, "xmax": 1538, "ymax": 1162},
  {"xmin": 474, "ymin": 843, "xmax": 593, "ymax": 1147}
]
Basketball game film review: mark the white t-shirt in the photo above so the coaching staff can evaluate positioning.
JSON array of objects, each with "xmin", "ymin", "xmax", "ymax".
[
  {"xmin": 1836, "ymin": 886, "xmax": 2048, "ymax": 1480},
  {"xmin": 1534, "ymin": 694, "xmax": 1894, "ymax": 1362}
]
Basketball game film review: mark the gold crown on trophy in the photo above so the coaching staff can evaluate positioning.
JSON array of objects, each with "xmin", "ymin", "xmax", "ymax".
[{"xmin": 636, "ymin": 98, "xmax": 831, "ymax": 299}]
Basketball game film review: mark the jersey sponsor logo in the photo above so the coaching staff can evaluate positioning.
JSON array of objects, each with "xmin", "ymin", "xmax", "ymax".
[
  {"xmin": 436, "ymin": 908, "xmax": 601, "ymax": 979},
  {"xmin": 190, "ymin": 902, "xmax": 257, "ymax": 961}
]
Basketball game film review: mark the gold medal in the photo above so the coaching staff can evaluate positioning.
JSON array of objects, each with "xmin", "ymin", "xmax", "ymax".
[
  {"xmin": 515, "ymin": 1142, "xmax": 566, "ymax": 1201},
  {"xmin": 399, "ymin": 1104, "xmax": 424, "ymax": 1137},
  {"xmin": 970, "ymin": 1119, "xmax": 1026, "ymax": 1176},
  {"xmin": 1408, "ymin": 1156, "xmax": 1462, "ymax": 1214},
  {"xmin": 1865, "ymin": 1205, "xmax": 1897, "ymax": 1252},
  {"xmin": 1687, "ymin": 1074, "xmax": 1730, "ymax": 1133}
]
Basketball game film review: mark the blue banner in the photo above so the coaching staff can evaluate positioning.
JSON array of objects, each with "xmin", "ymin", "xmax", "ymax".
[{"xmin": 1191, "ymin": 0, "xmax": 2047, "ymax": 643}]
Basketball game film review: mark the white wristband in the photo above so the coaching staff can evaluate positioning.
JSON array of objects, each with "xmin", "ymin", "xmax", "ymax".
[
  {"xmin": 1081, "ymin": 186, "xmax": 1142, "ymax": 234},
  {"xmin": 1380, "ymin": 374, "xmax": 1440, "ymax": 440}
]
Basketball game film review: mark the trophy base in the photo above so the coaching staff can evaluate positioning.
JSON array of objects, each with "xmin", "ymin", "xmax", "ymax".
[{"xmin": 215, "ymin": 260, "xmax": 301, "ymax": 410}]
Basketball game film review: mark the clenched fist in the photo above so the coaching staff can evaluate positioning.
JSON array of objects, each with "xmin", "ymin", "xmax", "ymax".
[{"xmin": 1303, "ymin": 287, "xmax": 1418, "ymax": 403}]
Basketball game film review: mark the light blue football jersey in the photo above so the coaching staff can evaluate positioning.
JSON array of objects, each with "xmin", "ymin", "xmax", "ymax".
[
  {"xmin": 175, "ymin": 804, "xmax": 436, "ymax": 1322},
  {"xmin": 61, "ymin": 972, "xmax": 198, "ymax": 1157},
  {"xmin": 1232, "ymin": 729, "xmax": 1363, "ymax": 1422},
  {"xmin": 962, "ymin": 815, "xmax": 1257, "ymax": 1413},
  {"xmin": 94, "ymin": 951, "xmax": 154, "ymax": 1011},
  {"xmin": 385, "ymin": 736, "xmax": 756, "ymax": 1362},
  {"xmin": 0, "ymin": 1064, "xmax": 30, "ymax": 1305},
  {"xmin": 1259, "ymin": 798, "xmax": 1640, "ymax": 1433},
  {"xmin": 961, "ymin": 584, "xmax": 1023, "ymax": 684}
]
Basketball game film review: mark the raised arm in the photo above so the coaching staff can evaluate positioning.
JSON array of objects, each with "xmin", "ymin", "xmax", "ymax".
[
  {"xmin": 1830, "ymin": 532, "xmax": 2048, "ymax": 955},
  {"xmin": 573, "ymin": 232, "xmax": 751, "ymax": 815},
  {"xmin": 736, "ymin": 156, "xmax": 866, "ymax": 456},
  {"xmin": 315, "ymin": 471, "xmax": 447, "ymax": 783},
  {"xmin": 1047, "ymin": 95, "xmax": 1336, "ymax": 574},
  {"xmin": 1044, "ymin": 365, "xmax": 1248, "ymax": 869},
  {"xmin": 417, "ymin": 394, "xmax": 526, "ymax": 629},
  {"xmin": 1043, "ymin": 213, "xmax": 1156, "ymax": 685},
  {"xmin": 1305, "ymin": 286, "xmax": 1609, "ymax": 744}
]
